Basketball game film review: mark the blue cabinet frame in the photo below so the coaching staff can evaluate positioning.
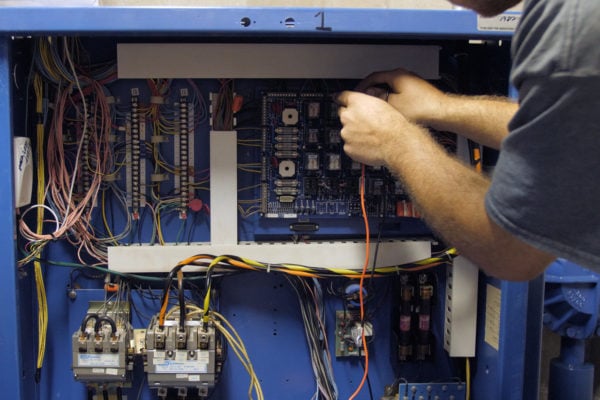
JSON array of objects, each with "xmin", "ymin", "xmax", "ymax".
[{"xmin": 0, "ymin": 7, "xmax": 541, "ymax": 399}]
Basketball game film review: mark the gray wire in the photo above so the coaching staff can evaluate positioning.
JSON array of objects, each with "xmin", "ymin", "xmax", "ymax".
[{"xmin": 286, "ymin": 276, "xmax": 338, "ymax": 400}]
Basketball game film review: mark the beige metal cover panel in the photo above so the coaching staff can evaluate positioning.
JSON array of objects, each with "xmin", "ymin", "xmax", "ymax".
[{"xmin": 118, "ymin": 43, "xmax": 440, "ymax": 80}]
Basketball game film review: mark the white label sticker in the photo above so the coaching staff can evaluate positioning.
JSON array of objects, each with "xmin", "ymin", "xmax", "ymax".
[
  {"xmin": 176, "ymin": 373, "xmax": 189, "ymax": 379},
  {"xmin": 484, "ymin": 284, "xmax": 502, "ymax": 351},
  {"xmin": 77, "ymin": 353, "xmax": 120, "ymax": 367},
  {"xmin": 198, "ymin": 352, "xmax": 210, "ymax": 363},
  {"xmin": 92, "ymin": 368, "xmax": 105, "ymax": 374},
  {"xmin": 188, "ymin": 375, "xmax": 201, "ymax": 382},
  {"xmin": 154, "ymin": 360, "xmax": 208, "ymax": 374},
  {"xmin": 105, "ymin": 368, "xmax": 119, "ymax": 376},
  {"xmin": 153, "ymin": 351, "xmax": 165, "ymax": 365},
  {"xmin": 175, "ymin": 351, "xmax": 188, "ymax": 362},
  {"xmin": 478, "ymin": 13, "xmax": 521, "ymax": 32}
]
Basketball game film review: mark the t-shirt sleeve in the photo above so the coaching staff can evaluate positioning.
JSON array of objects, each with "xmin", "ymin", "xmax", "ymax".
[
  {"xmin": 485, "ymin": 75, "xmax": 600, "ymax": 269},
  {"xmin": 485, "ymin": 0, "xmax": 600, "ymax": 270}
]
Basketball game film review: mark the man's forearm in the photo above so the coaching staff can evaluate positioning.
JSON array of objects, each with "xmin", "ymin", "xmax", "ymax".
[
  {"xmin": 384, "ymin": 123, "xmax": 554, "ymax": 280},
  {"xmin": 425, "ymin": 95, "xmax": 517, "ymax": 150}
]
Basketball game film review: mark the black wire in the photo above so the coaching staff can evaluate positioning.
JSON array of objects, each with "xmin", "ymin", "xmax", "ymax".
[
  {"xmin": 360, "ymin": 358, "xmax": 374, "ymax": 400},
  {"xmin": 80, "ymin": 313, "xmax": 99, "ymax": 333},
  {"xmin": 187, "ymin": 209, "xmax": 199, "ymax": 244},
  {"xmin": 94, "ymin": 315, "xmax": 117, "ymax": 335},
  {"xmin": 368, "ymin": 219, "xmax": 385, "ymax": 287},
  {"xmin": 159, "ymin": 263, "xmax": 187, "ymax": 327}
]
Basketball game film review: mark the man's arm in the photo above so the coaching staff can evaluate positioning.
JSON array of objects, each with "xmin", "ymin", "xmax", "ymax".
[
  {"xmin": 336, "ymin": 91, "xmax": 554, "ymax": 281},
  {"xmin": 356, "ymin": 68, "xmax": 517, "ymax": 150}
]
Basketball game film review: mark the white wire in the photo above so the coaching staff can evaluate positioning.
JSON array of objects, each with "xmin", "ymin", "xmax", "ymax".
[
  {"xmin": 61, "ymin": 37, "xmax": 89, "ymax": 231},
  {"xmin": 19, "ymin": 204, "xmax": 60, "ymax": 238}
]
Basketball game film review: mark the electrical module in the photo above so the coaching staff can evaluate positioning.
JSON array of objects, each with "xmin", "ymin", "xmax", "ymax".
[
  {"xmin": 144, "ymin": 314, "xmax": 222, "ymax": 399},
  {"xmin": 72, "ymin": 302, "xmax": 133, "ymax": 397},
  {"xmin": 261, "ymin": 92, "xmax": 413, "ymax": 220}
]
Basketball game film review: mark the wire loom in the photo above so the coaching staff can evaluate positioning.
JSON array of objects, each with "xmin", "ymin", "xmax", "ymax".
[{"xmin": 170, "ymin": 247, "xmax": 458, "ymax": 279}]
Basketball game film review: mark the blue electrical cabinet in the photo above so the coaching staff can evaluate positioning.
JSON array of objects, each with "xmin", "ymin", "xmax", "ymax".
[{"xmin": 0, "ymin": 6, "xmax": 543, "ymax": 400}]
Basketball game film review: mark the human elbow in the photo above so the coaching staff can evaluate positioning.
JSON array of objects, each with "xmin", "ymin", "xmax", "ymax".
[{"xmin": 481, "ymin": 254, "xmax": 554, "ymax": 281}]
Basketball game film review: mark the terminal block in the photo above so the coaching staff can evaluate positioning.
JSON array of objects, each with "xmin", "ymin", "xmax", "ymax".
[
  {"xmin": 144, "ymin": 314, "xmax": 223, "ymax": 399},
  {"xmin": 72, "ymin": 301, "xmax": 133, "ymax": 394}
]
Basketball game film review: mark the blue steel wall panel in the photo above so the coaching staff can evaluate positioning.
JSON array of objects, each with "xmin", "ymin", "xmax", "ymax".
[
  {"xmin": 43, "ymin": 273, "xmax": 457, "ymax": 399},
  {"xmin": 0, "ymin": 37, "xmax": 24, "ymax": 399},
  {"xmin": 0, "ymin": 7, "xmax": 514, "ymax": 40},
  {"xmin": 472, "ymin": 277, "xmax": 543, "ymax": 399}
]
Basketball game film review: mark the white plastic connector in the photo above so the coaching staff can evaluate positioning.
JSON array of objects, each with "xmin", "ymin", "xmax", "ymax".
[{"xmin": 13, "ymin": 137, "xmax": 32, "ymax": 208}]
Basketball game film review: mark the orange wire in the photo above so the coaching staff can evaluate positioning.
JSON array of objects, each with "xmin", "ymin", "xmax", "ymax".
[
  {"xmin": 158, "ymin": 288, "xmax": 170, "ymax": 327},
  {"xmin": 349, "ymin": 165, "xmax": 370, "ymax": 400}
]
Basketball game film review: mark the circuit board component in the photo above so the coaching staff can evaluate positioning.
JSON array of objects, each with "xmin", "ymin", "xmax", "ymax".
[{"xmin": 260, "ymin": 92, "xmax": 411, "ymax": 220}]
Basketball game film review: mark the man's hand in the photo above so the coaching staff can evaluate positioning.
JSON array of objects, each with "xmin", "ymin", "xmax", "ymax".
[
  {"xmin": 336, "ymin": 90, "xmax": 418, "ymax": 167},
  {"xmin": 353, "ymin": 68, "xmax": 516, "ymax": 149},
  {"xmin": 355, "ymin": 68, "xmax": 447, "ymax": 128}
]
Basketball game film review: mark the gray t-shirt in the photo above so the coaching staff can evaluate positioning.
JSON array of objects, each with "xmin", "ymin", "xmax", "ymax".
[{"xmin": 485, "ymin": 0, "xmax": 600, "ymax": 270}]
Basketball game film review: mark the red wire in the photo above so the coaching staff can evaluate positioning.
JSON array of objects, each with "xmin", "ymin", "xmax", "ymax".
[{"xmin": 349, "ymin": 164, "xmax": 370, "ymax": 400}]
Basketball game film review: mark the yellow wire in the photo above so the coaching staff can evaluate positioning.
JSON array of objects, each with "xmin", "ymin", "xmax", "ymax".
[
  {"xmin": 155, "ymin": 205, "xmax": 166, "ymax": 245},
  {"xmin": 201, "ymin": 256, "xmax": 229, "ymax": 322},
  {"xmin": 101, "ymin": 189, "xmax": 119, "ymax": 246},
  {"xmin": 33, "ymin": 73, "xmax": 48, "ymax": 373},
  {"xmin": 161, "ymin": 305, "xmax": 263, "ymax": 400},
  {"xmin": 210, "ymin": 311, "xmax": 264, "ymax": 400},
  {"xmin": 178, "ymin": 251, "xmax": 451, "ymax": 280},
  {"xmin": 466, "ymin": 357, "xmax": 471, "ymax": 400}
]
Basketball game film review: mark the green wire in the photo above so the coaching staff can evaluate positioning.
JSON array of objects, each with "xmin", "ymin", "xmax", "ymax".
[{"xmin": 29, "ymin": 257, "xmax": 210, "ymax": 283}]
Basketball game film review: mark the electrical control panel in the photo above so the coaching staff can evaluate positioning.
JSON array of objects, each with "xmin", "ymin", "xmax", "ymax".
[
  {"xmin": 23, "ymin": 38, "xmax": 479, "ymax": 398},
  {"xmin": 0, "ymin": 7, "xmax": 535, "ymax": 400}
]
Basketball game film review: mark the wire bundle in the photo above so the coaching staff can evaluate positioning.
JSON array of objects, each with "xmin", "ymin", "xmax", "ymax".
[
  {"xmin": 165, "ymin": 249, "xmax": 457, "ymax": 280},
  {"xmin": 287, "ymin": 276, "xmax": 338, "ymax": 400},
  {"xmin": 19, "ymin": 38, "xmax": 116, "ymax": 265},
  {"xmin": 19, "ymin": 38, "xmax": 215, "ymax": 267}
]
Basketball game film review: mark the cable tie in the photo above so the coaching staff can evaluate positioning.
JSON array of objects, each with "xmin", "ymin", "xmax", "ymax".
[
  {"xmin": 266, "ymin": 263, "xmax": 271, "ymax": 273},
  {"xmin": 49, "ymin": 232, "xmax": 57, "ymax": 241}
]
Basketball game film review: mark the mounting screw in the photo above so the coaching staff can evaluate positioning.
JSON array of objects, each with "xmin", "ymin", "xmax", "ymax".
[{"xmin": 240, "ymin": 17, "xmax": 252, "ymax": 27}]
